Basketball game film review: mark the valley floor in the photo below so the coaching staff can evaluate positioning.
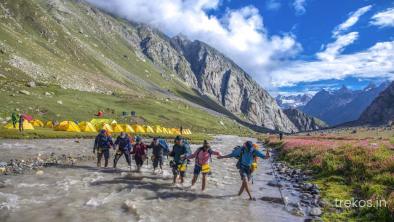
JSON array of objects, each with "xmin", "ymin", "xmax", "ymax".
[{"xmin": 0, "ymin": 136, "xmax": 305, "ymax": 222}]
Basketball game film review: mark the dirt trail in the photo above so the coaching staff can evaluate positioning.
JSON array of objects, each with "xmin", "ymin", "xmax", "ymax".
[{"xmin": 0, "ymin": 136, "xmax": 305, "ymax": 222}]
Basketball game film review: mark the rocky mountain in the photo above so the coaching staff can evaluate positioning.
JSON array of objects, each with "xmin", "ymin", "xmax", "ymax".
[
  {"xmin": 0, "ymin": 0, "xmax": 297, "ymax": 133},
  {"xmin": 358, "ymin": 81, "xmax": 394, "ymax": 125},
  {"xmin": 276, "ymin": 94, "xmax": 312, "ymax": 109},
  {"xmin": 301, "ymin": 82, "xmax": 390, "ymax": 126},
  {"xmin": 283, "ymin": 109, "xmax": 327, "ymax": 132}
]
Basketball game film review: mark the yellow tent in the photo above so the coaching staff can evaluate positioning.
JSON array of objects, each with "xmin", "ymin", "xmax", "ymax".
[
  {"xmin": 78, "ymin": 122, "xmax": 97, "ymax": 133},
  {"xmin": 55, "ymin": 121, "xmax": 81, "ymax": 132},
  {"xmin": 45, "ymin": 121, "xmax": 53, "ymax": 128},
  {"xmin": 112, "ymin": 124, "xmax": 124, "ymax": 133},
  {"xmin": 154, "ymin": 125, "xmax": 163, "ymax": 134},
  {"xmin": 90, "ymin": 118, "xmax": 115, "ymax": 125},
  {"xmin": 171, "ymin": 128, "xmax": 181, "ymax": 135},
  {"xmin": 110, "ymin": 120, "xmax": 117, "ymax": 125},
  {"xmin": 121, "ymin": 124, "xmax": 135, "ymax": 133},
  {"xmin": 30, "ymin": 119, "xmax": 44, "ymax": 127},
  {"xmin": 4, "ymin": 120, "xmax": 34, "ymax": 130},
  {"xmin": 144, "ymin": 125, "xmax": 155, "ymax": 133},
  {"xmin": 95, "ymin": 123, "xmax": 113, "ymax": 133},
  {"xmin": 132, "ymin": 124, "xmax": 145, "ymax": 133},
  {"xmin": 164, "ymin": 128, "xmax": 173, "ymax": 134}
]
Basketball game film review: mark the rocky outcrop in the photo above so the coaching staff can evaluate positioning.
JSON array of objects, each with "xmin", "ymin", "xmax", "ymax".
[
  {"xmin": 358, "ymin": 81, "xmax": 394, "ymax": 125},
  {"xmin": 169, "ymin": 36, "xmax": 298, "ymax": 132},
  {"xmin": 283, "ymin": 109, "xmax": 327, "ymax": 132}
]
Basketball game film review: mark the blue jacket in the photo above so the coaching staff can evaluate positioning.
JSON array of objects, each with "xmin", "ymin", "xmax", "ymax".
[
  {"xmin": 171, "ymin": 144, "xmax": 188, "ymax": 164},
  {"xmin": 228, "ymin": 147, "xmax": 266, "ymax": 168},
  {"xmin": 94, "ymin": 134, "xmax": 113, "ymax": 151},
  {"xmin": 114, "ymin": 136, "xmax": 131, "ymax": 152}
]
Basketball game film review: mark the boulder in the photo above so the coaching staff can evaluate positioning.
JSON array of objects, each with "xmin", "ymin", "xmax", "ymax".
[
  {"xmin": 19, "ymin": 90, "xmax": 31, "ymax": 95},
  {"xmin": 26, "ymin": 81, "xmax": 36, "ymax": 87},
  {"xmin": 309, "ymin": 207, "xmax": 322, "ymax": 216}
]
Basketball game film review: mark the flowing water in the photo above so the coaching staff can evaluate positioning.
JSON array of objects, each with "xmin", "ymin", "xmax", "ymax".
[{"xmin": 0, "ymin": 136, "xmax": 303, "ymax": 222}]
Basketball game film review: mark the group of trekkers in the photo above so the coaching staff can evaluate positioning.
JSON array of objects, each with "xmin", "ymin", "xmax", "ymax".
[{"xmin": 93, "ymin": 130, "xmax": 270, "ymax": 200}]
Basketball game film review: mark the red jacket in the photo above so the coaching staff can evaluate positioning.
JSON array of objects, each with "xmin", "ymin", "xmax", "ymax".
[{"xmin": 131, "ymin": 143, "xmax": 147, "ymax": 157}]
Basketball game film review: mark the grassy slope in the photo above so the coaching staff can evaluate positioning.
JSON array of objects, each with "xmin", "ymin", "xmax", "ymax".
[{"xmin": 0, "ymin": 0, "xmax": 254, "ymax": 137}]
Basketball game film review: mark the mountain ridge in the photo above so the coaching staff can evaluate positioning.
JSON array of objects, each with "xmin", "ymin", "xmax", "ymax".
[{"xmin": 0, "ymin": 0, "xmax": 297, "ymax": 133}]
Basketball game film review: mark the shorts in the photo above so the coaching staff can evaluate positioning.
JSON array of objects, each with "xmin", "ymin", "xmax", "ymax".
[
  {"xmin": 193, "ymin": 164, "xmax": 210, "ymax": 175},
  {"xmin": 97, "ymin": 148, "xmax": 110, "ymax": 160},
  {"xmin": 153, "ymin": 156, "xmax": 163, "ymax": 168},
  {"xmin": 239, "ymin": 166, "xmax": 252, "ymax": 181},
  {"xmin": 172, "ymin": 163, "xmax": 186, "ymax": 177},
  {"xmin": 135, "ymin": 155, "xmax": 144, "ymax": 166}
]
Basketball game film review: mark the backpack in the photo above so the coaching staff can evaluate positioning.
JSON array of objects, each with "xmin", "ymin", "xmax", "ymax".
[
  {"xmin": 235, "ymin": 146, "xmax": 252, "ymax": 169},
  {"xmin": 183, "ymin": 139, "xmax": 192, "ymax": 155},
  {"xmin": 158, "ymin": 139, "xmax": 169, "ymax": 155}
]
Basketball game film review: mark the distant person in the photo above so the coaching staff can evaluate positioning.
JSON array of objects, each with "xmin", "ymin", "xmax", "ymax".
[
  {"xmin": 147, "ymin": 137, "xmax": 167, "ymax": 174},
  {"xmin": 169, "ymin": 136, "xmax": 189, "ymax": 185},
  {"xmin": 131, "ymin": 136, "xmax": 148, "ymax": 172},
  {"xmin": 95, "ymin": 110, "xmax": 103, "ymax": 117},
  {"xmin": 113, "ymin": 132, "xmax": 132, "ymax": 169},
  {"xmin": 18, "ymin": 114, "xmax": 24, "ymax": 132},
  {"xmin": 93, "ymin": 130, "xmax": 114, "ymax": 167},
  {"xmin": 180, "ymin": 126, "xmax": 183, "ymax": 135},
  {"xmin": 11, "ymin": 113, "xmax": 17, "ymax": 128},
  {"xmin": 185, "ymin": 140, "xmax": 221, "ymax": 191},
  {"xmin": 279, "ymin": 132, "xmax": 283, "ymax": 141},
  {"xmin": 218, "ymin": 141, "xmax": 270, "ymax": 200}
]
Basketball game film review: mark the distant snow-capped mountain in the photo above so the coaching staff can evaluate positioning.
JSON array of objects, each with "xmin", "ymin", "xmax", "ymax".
[
  {"xmin": 276, "ymin": 94, "xmax": 313, "ymax": 109},
  {"xmin": 301, "ymin": 81, "xmax": 390, "ymax": 126}
]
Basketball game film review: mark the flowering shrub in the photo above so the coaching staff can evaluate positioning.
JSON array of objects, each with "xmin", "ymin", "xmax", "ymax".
[{"xmin": 271, "ymin": 135, "xmax": 394, "ymax": 220}]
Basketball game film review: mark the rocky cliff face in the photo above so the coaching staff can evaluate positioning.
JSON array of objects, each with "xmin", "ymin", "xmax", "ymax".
[
  {"xmin": 358, "ymin": 81, "xmax": 394, "ymax": 125},
  {"xmin": 168, "ymin": 36, "xmax": 297, "ymax": 132},
  {"xmin": 283, "ymin": 109, "xmax": 327, "ymax": 132}
]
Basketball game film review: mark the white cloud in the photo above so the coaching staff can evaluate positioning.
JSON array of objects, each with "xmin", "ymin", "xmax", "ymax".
[
  {"xmin": 332, "ymin": 5, "xmax": 372, "ymax": 37},
  {"xmin": 371, "ymin": 7, "xmax": 394, "ymax": 28},
  {"xmin": 266, "ymin": 0, "xmax": 281, "ymax": 11},
  {"xmin": 271, "ymin": 41, "xmax": 394, "ymax": 87},
  {"xmin": 293, "ymin": 0, "xmax": 307, "ymax": 15},
  {"xmin": 86, "ymin": 0, "xmax": 300, "ymax": 88},
  {"xmin": 317, "ymin": 32, "xmax": 359, "ymax": 61}
]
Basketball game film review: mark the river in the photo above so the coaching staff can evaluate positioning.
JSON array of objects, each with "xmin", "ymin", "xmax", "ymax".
[{"xmin": 0, "ymin": 135, "xmax": 304, "ymax": 222}]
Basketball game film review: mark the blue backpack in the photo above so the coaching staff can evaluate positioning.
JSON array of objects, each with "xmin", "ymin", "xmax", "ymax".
[
  {"xmin": 159, "ymin": 139, "xmax": 169, "ymax": 155},
  {"xmin": 183, "ymin": 139, "xmax": 192, "ymax": 155}
]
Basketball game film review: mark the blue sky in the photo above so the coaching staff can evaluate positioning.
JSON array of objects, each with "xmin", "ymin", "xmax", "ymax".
[
  {"xmin": 220, "ymin": 0, "xmax": 394, "ymax": 94},
  {"xmin": 88, "ymin": 0, "xmax": 394, "ymax": 95}
]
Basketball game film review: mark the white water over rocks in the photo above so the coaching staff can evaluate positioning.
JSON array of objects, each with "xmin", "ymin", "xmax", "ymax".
[{"xmin": 0, "ymin": 136, "xmax": 305, "ymax": 222}]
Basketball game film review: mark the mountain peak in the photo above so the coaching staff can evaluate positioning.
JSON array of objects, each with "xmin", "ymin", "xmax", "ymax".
[{"xmin": 364, "ymin": 82, "xmax": 377, "ymax": 91}]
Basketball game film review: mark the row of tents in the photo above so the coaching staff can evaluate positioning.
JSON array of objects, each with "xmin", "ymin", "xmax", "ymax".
[{"xmin": 4, "ymin": 118, "xmax": 192, "ymax": 135}]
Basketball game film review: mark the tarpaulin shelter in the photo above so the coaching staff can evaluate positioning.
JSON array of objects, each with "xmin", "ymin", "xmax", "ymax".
[{"xmin": 22, "ymin": 114, "xmax": 33, "ymax": 121}]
